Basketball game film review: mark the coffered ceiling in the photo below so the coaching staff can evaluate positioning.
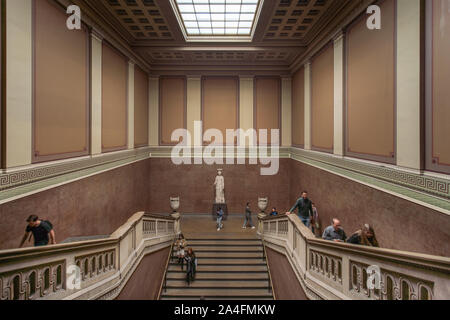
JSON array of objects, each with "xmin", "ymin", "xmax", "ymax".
[{"xmin": 73, "ymin": 0, "xmax": 367, "ymax": 73}]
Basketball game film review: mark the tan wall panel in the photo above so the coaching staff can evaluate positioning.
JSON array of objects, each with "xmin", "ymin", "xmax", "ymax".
[
  {"xmin": 102, "ymin": 43, "xmax": 128, "ymax": 151},
  {"xmin": 347, "ymin": 0, "xmax": 395, "ymax": 160},
  {"xmin": 254, "ymin": 77, "xmax": 280, "ymax": 145},
  {"xmin": 311, "ymin": 44, "xmax": 334, "ymax": 151},
  {"xmin": 134, "ymin": 66, "xmax": 149, "ymax": 147},
  {"xmin": 202, "ymin": 77, "xmax": 238, "ymax": 144},
  {"xmin": 160, "ymin": 77, "xmax": 186, "ymax": 145},
  {"xmin": 292, "ymin": 67, "xmax": 305, "ymax": 146},
  {"xmin": 432, "ymin": 0, "xmax": 450, "ymax": 166},
  {"xmin": 34, "ymin": 0, "xmax": 88, "ymax": 160}
]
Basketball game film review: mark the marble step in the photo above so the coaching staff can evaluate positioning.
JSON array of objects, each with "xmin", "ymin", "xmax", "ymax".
[
  {"xmin": 165, "ymin": 280, "xmax": 270, "ymax": 289},
  {"xmin": 170, "ymin": 258, "xmax": 267, "ymax": 266},
  {"xmin": 166, "ymin": 272, "xmax": 269, "ymax": 280},
  {"xmin": 161, "ymin": 288, "xmax": 273, "ymax": 299},
  {"xmin": 178, "ymin": 246, "xmax": 263, "ymax": 252},
  {"xmin": 168, "ymin": 264, "xmax": 268, "ymax": 272}
]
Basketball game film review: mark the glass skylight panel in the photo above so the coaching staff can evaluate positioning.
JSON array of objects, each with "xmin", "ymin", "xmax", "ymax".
[{"xmin": 173, "ymin": 0, "xmax": 262, "ymax": 38}]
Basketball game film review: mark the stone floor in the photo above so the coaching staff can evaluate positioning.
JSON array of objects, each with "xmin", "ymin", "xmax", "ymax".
[{"xmin": 180, "ymin": 214, "xmax": 258, "ymax": 239}]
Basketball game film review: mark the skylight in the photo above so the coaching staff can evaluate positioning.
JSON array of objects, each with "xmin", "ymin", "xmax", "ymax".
[{"xmin": 171, "ymin": 0, "xmax": 263, "ymax": 41}]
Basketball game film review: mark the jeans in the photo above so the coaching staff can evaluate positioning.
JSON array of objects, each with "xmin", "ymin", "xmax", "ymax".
[
  {"xmin": 217, "ymin": 216, "xmax": 223, "ymax": 229},
  {"xmin": 299, "ymin": 216, "xmax": 310, "ymax": 228},
  {"xmin": 243, "ymin": 215, "xmax": 254, "ymax": 228}
]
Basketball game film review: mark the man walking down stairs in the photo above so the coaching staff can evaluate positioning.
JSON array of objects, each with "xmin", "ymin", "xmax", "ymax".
[{"xmin": 160, "ymin": 234, "xmax": 273, "ymax": 300}]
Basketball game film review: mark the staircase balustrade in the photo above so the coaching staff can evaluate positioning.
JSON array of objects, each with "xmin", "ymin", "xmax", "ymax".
[
  {"xmin": 258, "ymin": 214, "xmax": 450, "ymax": 300},
  {"xmin": 0, "ymin": 212, "xmax": 176, "ymax": 300}
]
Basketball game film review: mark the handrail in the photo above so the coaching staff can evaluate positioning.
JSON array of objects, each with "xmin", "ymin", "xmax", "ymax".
[
  {"xmin": 258, "ymin": 214, "xmax": 450, "ymax": 300},
  {"xmin": 0, "ymin": 212, "xmax": 177, "ymax": 300},
  {"xmin": 261, "ymin": 214, "xmax": 450, "ymax": 273},
  {"xmin": 157, "ymin": 237, "xmax": 176, "ymax": 300},
  {"xmin": 262, "ymin": 242, "xmax": 276, "ymax": 300}
]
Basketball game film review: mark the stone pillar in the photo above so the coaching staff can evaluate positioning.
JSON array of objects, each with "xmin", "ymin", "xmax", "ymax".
[
  {"xmin": 5, "ymin": 0, "xmax": 32, "ymax": 168},
  {"xmin": 304, "ymin": 62, "xmax": 312, "ymax": 150},
  {"xmin": 127, "ymin": 61, "xmax": 135, "ymax": 150},
  {"xmin": 148, "ymin": 77, "xmax": 159, "ymax": 146},
  {"xmin": 91, "ymin": 31, "xmax": 103, "ymax": 155},
  {"xmin": 333, "ymin": 32, "xmax": 345, "ymax": 156},
  {"xmin": 396, "ymin": 0, "xmax": 422, "ymax": 170},
  {"xmin": 281, "ymin": 76, "xmax": 292, "ymax": 147}
]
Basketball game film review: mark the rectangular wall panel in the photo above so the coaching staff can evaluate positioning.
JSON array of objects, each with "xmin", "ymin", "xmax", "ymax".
[
  {"xmin": 34, "ymin": 0, "xmax": 89, "ymax": 162},
  {"xmin": 159, "ymin": 77, "xmax": 186, "ymax": 145},
  {"xmin": 292, "ymin": 67, "xmax": 305, "ymax": 147},
  {"xmin": 102, "ymin": 42, "xmax": 128, "ymax": 152},
  {"xmin": 254, "ymin": 77, "xmax": 281, "ymax": 145},
  {"xmin": 202, "ymin": 77, "xmax": 239, "ymax": 145},
  {"xmin": 311, "ymin": 43, "xmax": 334, "ymax": 152},
  {"xmin": 427, "ymin": 0, "xmax": 450, "ymax": 173},
  {"xmin": 134, "ymin": 66, "xmax": 149, "ymax": 147},
  {"xmin": 346, "ymin": 0, "xmax": 396, "ymax": 163}
]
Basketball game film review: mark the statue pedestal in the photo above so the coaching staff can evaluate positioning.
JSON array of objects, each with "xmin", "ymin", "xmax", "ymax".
[{"xmin": 212, "ymin": 203, "xmax": 228, "ymax": 221}]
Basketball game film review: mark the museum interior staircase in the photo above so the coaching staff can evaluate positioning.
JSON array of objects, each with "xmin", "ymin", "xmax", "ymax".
[{"xmin": 159, "ymin": 233, "xmax": 274, "ymax": 300}]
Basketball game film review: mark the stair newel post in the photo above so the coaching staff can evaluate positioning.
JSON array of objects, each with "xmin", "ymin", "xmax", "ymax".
[
  {"xmin": 170, "ymin": 196, "xmax": 181, "ymax": 235},
  {"xmin": 257, "ymin": 197, "xmax": 268, "ymax": 235}
]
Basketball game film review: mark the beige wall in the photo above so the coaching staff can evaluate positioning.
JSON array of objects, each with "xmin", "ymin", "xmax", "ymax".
[
  {"xmin": 346, "ymin": 0, "xmax": 395, "ymax": 161},
  {"xmin": 311, "ymin": 44, "xmax": 334, "ymax": 152},
  {"xmin": 254, "ymin": 77, "xmax": 281, "ymax": 145},
  {"xmin": 430, "ymin": 0, "xmax": 450, "ymax": 170},
  {"xmin": 239, "ymin": 76, "xmax": 254, "ymax": 133},
  {"xmin": 160, "ymin": 77, "xmax": 186, "ymax": 145},
  {"xmin": 3, "ymin": 0, "xmax": 152, "ymax": 169}
]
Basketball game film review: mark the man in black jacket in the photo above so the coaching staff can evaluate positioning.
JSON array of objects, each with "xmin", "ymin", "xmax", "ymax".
[{"xmin": 286, "ymin": 191, "xmax": 313, "ymax": 227}]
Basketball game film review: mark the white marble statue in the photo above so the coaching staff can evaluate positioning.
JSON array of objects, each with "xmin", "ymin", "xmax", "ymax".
[{"xmin": 214, "ymin": 169, "xmax": 225, "ymax": 204}]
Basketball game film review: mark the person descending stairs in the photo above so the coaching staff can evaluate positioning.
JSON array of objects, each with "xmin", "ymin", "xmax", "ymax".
[{"xmin": 160, "ymin": 232, "xmax": 273, "ymax": 300}]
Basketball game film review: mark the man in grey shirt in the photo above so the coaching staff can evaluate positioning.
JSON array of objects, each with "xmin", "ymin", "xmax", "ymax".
[{"xmin": 322, "ymin": 218, "xmax": 347, "ymax": 242}]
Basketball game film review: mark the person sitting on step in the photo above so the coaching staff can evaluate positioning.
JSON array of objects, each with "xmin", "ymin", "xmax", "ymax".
[{"xmin": 175, "ymin": 233, "xmax": 187, "ymax": 270}]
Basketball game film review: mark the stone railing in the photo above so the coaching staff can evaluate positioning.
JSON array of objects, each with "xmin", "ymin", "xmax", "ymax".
[
  {"xmin": 258, "ymin": 215, "xmax": 450, "ymax": 300},
  {"xmin": 0, "ymin": 212, "xmax": 176, "ymax": 300}
]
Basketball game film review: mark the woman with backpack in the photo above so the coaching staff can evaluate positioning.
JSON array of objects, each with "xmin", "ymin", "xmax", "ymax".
[{"xmin": 184, "ymin": 248, "xmax": 197, "ymax": 285}]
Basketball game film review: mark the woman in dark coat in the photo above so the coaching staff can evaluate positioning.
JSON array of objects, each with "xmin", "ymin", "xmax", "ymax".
[
  {"xmin": 184, "ymin": 248, "xmax": 197, "ymax": 285},
  {"xmin": 347, "ymin": 224, "xmax": 379, "ymax": 247}
]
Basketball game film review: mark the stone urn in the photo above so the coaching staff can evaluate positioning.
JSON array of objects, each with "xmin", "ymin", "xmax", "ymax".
[
  {"xmin": 170, "ymin": 197, "xmax": 181, "ymax": 234},
  {"xmin": 170, "ymin": 196, "xmax": 180, "ymax": 213},
  {"xmin": 258, "ymin": 197, "xmax": 268, "ymax": 216}
]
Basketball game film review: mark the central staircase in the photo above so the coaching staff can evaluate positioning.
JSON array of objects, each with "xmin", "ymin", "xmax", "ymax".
[{"xmin": 160, "ymin": 235, "xmax": 274, "ymax": 300}]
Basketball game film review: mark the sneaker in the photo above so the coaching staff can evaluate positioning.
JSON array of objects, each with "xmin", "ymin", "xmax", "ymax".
[
  {"xmin": 251, "ymin": 226, "xmax": 256, "ymax": 229},
  {"xmin": 217, "ymin": 228, "xmax": 220, "ymax": 231},
  {"xmin": 242, "ymin": 226, "xmax": 246, "ymax": 229}
]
